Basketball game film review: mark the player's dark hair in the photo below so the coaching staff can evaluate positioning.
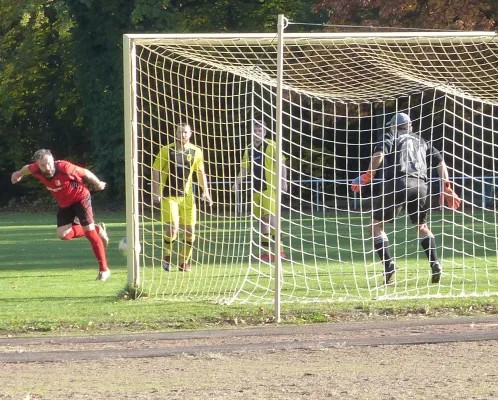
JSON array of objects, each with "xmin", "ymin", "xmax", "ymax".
[{"xmin": 33, "ymin": 149, "xmax": 52, "ymax": 161}]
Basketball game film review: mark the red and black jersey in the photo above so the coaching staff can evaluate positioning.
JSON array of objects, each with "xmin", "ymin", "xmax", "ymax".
[{"xmin": 28, "ymin": 160, "xmax": 90, "ymax": 208}]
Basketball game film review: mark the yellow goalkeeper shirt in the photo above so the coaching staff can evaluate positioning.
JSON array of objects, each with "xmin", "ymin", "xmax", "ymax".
[
  {"xmin": 241, "ymin": 139, "xmax": 286, "ymax": 192},
  {"xmin": 152, "ymin": 142, "xmax": 205, "ymax": 197}
]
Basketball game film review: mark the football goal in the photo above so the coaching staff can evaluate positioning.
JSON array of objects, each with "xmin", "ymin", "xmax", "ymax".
[{"xmin": 123, "ymin": 15, "xmax": 498, "ymax": 311}]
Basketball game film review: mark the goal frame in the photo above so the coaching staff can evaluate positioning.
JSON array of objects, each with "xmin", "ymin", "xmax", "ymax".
[{"xmin": 123, "ymin": 15, "xmax": 498, "ymax": 317}]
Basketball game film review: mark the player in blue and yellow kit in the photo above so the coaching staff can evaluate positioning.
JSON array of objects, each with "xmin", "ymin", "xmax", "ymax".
[
  {"xmin": 152, "ymin": 123, "xmax": 213, "ymax": 272},
  {"xmin": 233, "ymin": 119, "xmax": 288, "ymax": 261}
]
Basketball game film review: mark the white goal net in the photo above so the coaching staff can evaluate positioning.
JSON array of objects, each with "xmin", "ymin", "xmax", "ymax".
[{"xmin": 123, "ymin": 19, "xmax": 498, "ymax": 305}]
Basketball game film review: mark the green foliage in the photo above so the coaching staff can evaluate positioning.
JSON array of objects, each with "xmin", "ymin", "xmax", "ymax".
[
  {"xmin": 0, "ymin": 2, "xmax": 87, "ymax": 204},
  {"xmin": 0, "ymin": 0, "xmax": 326, "ymax": 208},
  {"xmin": 313, "ymin": 0, "xmax": 498, "ymax": 30},
  {"xmin": 130, "ymin": 0, "xmax": 322, "ymax": 33},
  {"xmin": 5, "ymin": 0, "xmax": 495, "ymax": 210}
]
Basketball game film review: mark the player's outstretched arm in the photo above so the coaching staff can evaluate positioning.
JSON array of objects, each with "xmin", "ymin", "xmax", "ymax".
[
  {"xmin": 351, "ymin": 151, "xmax": 383, "ymax": 192},
  {"xmin": 436, "ymin": 160, "xmax": 450, "ymax": 182},
  {"xmin": 84, "ymin": 169, "xmax": 106, "ymax": 191},
  {"xmin": 11, "ymin": 165, "xmax": 31, "ymax": 184},
  {"xmin": 351, "ymin": 171, "xmax": 375, "ymax": 192},
  {"xmin": 437, "ymin": 161, "xmax": 461, "ymax": 210}
]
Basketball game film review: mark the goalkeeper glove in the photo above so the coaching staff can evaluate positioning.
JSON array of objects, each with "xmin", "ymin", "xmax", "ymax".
[
  {"xmin": 351, "ymin": 171, "xmax": 375, "ymax": 193},
  {"xmin": 439, "ymin": 181, "xmax": 461, "ymax": 210}
]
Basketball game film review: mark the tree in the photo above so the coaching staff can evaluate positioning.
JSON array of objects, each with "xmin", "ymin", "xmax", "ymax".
[
  {"xmin": 313, "ymin": 0, "xmax": 497, "ymax": 30},
  {"xmin": 1, "ymin": 0, "xmax": 327, "ymax": 208},
  {"xmin": 130, "ymin": 0, "xmax": 323, "ymax": 33},
  {"xmin": 0, "ymin": 1, "xmax": 89, "ymax": 205}
]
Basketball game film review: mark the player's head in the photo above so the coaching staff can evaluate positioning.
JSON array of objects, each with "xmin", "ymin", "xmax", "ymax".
[
  {"xmin": 387, "ymin": 112, "xmax": 411, "ymax": 132},
  {"xmin": 175, "ymin": 123, "xmax": 192, "ymax": 146},
  {"xmin": 251, "ymin": 120, "xmax": 266, "ymax": 147},
  {"xmin": 33, "ymin": 149, "xmax": 55, "ymax": 178}
]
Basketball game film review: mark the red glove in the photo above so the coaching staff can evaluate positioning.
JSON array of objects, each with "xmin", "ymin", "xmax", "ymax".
[
  {"xmin": 351, "ymin": 171, "xmax": 375, "ymax": 193},
  {"xmin": 440, "ymin": 181, "xmax": 461, "ymax": 210}
]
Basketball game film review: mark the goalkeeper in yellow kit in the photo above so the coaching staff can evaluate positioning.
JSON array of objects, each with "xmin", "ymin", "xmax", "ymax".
[
  {"xmin": 232, "ymin": 119, "xmax": 288, "ymax": 261},
  {"xmin": 152, "ymin": 123, "xmax": 213, "ymax": 272},
  {"xmin": 351, "ymin": 112, "xmax": 461, "ymax": 284}
]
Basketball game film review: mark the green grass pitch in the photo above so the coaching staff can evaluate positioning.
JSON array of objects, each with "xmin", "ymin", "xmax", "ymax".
[{"xmin": 1, "ymin": 211, "xmax": 497, "ymax": 334}]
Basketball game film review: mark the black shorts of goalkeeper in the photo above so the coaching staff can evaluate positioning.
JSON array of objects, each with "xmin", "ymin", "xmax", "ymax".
[{"xmin": 372, "ymin": 177, "xmax": 428, "ymax": 225}]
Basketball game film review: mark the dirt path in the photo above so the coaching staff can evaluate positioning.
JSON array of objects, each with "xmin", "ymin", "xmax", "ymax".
[{"xmin": 1, "ymin": 316, "xmax": 497, "ymax": 399}]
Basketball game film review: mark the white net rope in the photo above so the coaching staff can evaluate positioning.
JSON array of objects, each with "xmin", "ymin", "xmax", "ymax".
[
  {"xmin": 137, "ymin": 34, "xmax": 498, "ymax": 103},
  {"xmin": 129, "ymin": 32, "xmax": 498, "ymax": 303}
]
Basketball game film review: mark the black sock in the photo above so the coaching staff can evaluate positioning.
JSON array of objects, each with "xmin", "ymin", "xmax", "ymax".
[
  {"xmin": 374, "ymin": 234, "xmax": 393, "ymax": 270},
  {"xmin": 421, "ymin": 236, "xmax": 438, "ymax": 267}
]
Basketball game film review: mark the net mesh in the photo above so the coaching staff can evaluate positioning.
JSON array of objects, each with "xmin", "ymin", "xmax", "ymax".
[{"xmin": 126, "ymin": 31, "xmax": 498, "ymax": 303}]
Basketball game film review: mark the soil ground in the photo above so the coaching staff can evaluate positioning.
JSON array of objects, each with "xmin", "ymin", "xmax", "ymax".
[{"xmin": 1, "ymin": 316, "xmax": 497, "ymax": 399}]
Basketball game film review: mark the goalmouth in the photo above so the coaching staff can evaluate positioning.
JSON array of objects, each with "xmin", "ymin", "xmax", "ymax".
[{"xmin": 123, "ymin": 15, "xmax": 498, "ymax": 313}]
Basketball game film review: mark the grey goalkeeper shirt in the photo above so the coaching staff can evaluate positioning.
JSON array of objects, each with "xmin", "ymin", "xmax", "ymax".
[{"xmin": 374, "ymin": 129, "xmax": 443, "ymax": 181}]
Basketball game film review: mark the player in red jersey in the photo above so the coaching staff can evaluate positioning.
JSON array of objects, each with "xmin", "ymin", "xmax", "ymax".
[{"xmin": 11, "ymin": 149, "xmax": 111, "ymax": 281}]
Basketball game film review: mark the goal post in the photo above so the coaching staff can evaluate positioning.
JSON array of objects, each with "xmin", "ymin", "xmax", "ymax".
[
  {"xmin": 122, "ymin": 17, "xmax": 498, "ymax": 307},
  {"xmin": 123, "ymin": 35, "xmax": 141, "ymax": 290}
]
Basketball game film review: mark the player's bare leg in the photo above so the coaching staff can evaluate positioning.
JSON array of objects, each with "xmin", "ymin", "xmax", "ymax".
[{"xmin": 57, "ymin": 223, "xmax": 84, "ymax": 240}]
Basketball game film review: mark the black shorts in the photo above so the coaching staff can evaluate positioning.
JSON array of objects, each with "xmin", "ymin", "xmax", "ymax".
[
  {"xmin": 56, "ymin": 194, "xmax": 95, "ymax": 227},
  {"xmin": 372, "ymin": 177, "xmax": 428, "ymax": 225}
]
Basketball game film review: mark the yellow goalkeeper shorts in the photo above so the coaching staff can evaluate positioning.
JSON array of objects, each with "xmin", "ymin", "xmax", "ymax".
[
  {"xmin": 161, "ymin": 193, "xmax": 196, "ymax": 227},
  {"xmin": 253, "ymin": 189, "xmax": 276, "ymax": 218}
]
